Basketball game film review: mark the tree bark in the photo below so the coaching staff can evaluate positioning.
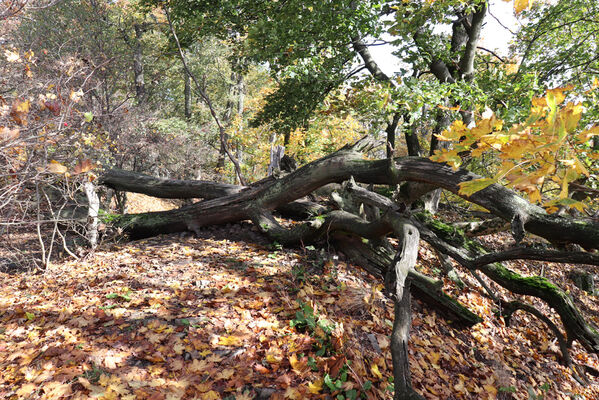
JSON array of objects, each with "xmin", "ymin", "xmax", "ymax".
[
  {"xmin": 386, "ymin": 221, "xmax": 425, "ymax": 400},
  {"xmin": 133, "ymin": 24, "xmax": 146, "ymax": 104},
  {"xmin": 184, "ymin": 69, "xmax": 192, "ymax": 119},
  {"xmin": 414, "ymin": 214, "xmax": 599, "ymax": 353},
  {"xmin": 102, "ymin": 137, "xmax": 599, "ymax": 251},
  {"xmin": 392, "ymin": 278, "xmax": 425, "ymax": 400}
]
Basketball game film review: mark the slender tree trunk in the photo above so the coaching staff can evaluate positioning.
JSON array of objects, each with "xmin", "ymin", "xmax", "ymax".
[
  {"xmin": 184, "ymin": 69, "xmax": 192, "ymax": 119},
  {"xmin": 425, "ymin": 108, "xmax": 452, "ymax": 213},
  {"xmin": 217, "ymin": 70, "xmax": 245, "ymax": 175},
  {"xmin": 403, "ymin": 113, "xmax": 422, "ymax": 157},
  {"xmin": 133, "ymin": 24, "xmax": 145, "ymax": 104},
  {"xmin": 386, "ymin": 112, "xmax": 400, "ymax": 158},
  {"xmin": 84, "ymin": 182, "xmax": 99, "ymax": 249}
]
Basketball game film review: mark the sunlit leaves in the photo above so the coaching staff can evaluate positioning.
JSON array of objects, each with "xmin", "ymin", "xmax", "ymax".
[
  {"xmin": 4, "ymin": 48, "xmax": 21, "ymax": 62},
  {"xmin": 457, "ymin": 178, "xmax": 496, "ymax": 197},
  {"xmin": 513, "ymin": 0, "xmax": 530, "ymax": 14},
  {"xmin": 431, "ymin": 86, "xmax": 598, "ymax": 210}
]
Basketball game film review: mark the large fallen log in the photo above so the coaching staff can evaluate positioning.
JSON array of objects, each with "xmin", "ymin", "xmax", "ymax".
[{"xmin": 102, "ymin": 137, "xmax": 599, "ymax": 250}]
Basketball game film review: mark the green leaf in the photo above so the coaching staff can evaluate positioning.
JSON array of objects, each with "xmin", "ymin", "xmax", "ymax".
[
  {"xmin": 308, "ymin": 357, "xmax": 318, "ymax": 371},
  {"xmin": 363, "ymin": 380, "xmax": 372, "ymax": 390},
  {"xmin": 324, "ymin": 374, "xmax": 336, "ymax": 391},
  {"xmin": 25, "ymin": 312, "xmax": 35, "ymax": 320},
  {"xmin": 83, "ymin": 112, "xmax": 94, "ymax": 122}
]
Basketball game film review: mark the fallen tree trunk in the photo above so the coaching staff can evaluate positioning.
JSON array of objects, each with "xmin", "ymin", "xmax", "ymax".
[
  {"xmin": 332, "ymin": 234, "xmax": 482, "ymax": 327},
  {"xmin": 103, "ymin": 137, "xmax": 599, "ymax": 250},
  {"xmin": 413, "ymin": 214, "xmax": 599, "ymax": 353}
]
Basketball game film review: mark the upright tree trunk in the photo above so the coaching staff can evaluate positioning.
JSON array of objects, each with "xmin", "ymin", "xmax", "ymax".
[
  {"xmin": 84, "ymin": 182, "xmax": 99, "ymax": 249},
  {"xmin": 184, "ymin": 69, "xmax": 192, "ymax": 119},
  {"xmin": 217, "ymin": 70, "xmax": 245, "ymax": 174},
  {"xmin": 425, "ymin": 109, "xmax": 452, "ymax": 213},
  {"xmin": 386, "ymin": 112, "xmax": 400, "ymax": 158},
  {"xmin": 133, "ymin": 24, "xmax": 145, "ymax": 104}
]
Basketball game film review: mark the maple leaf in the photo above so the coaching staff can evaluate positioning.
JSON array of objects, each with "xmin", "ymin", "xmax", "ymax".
[
  {"xmin": 215, "ymin": 368, "xmax": 235, "ymax": 380},
  {"xmin": 235, "ymin": 391, "xmax": 254, "ymax": 400},
  {"xmin": 189, "ymin": 359, "xmax": 211, "ymax": 373},
  {"xmin": 218, "ymin": 335, "xmax": 243, "ymax": 346},
  {"xmin": 513, "ymin": 0, "xmax": 529, "ymax": 14},
  {"xmin": 254, "ymin": 364, "xmax": 270, "ymax": 374},
  {"xmin": 458, "ymin": 178, "xmax": 495, "ymax": 197},
  {"xmin": 308, "ymin": 379, "xmax": 323, "ymax": 394},
  {"xmin": 289, "ymin": 354, "xmax": 309, "ymax": 375},
  {"xmin": 4, "ymin": 49, "xmax": 21, "ymax": 62},
  {"xmin": 73, "ymin": 159, "xmax": 96, "ymax": 175}
]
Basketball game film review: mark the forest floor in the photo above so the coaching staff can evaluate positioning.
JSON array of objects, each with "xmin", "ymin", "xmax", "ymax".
[{"xmin": 1, "ymin": 194, "xmax": 599, "ymax": 400}]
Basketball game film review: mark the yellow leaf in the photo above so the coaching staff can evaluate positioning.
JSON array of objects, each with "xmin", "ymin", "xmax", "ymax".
[
  {"xmin": 371, "ymin": 363, "xmax": 383, "ymax": 379},
  {"xmin": 528, "ymin": 188, "xmax": 542, "ymax": 204},
  {"xmin": 217, "ymin": 335, "xmax": 242, "ymax": 346},
  {"xmin": 458, "ymin": 178, "xmax": 495, "ymax": 197},
  {"xmin": 426, "ymin": 352, "xmax": 441, "ymax": 365},
  {"xmin": 514, "ymin": 0, "xmax": 529, "ymax": 14},
  {"xmin": 531, "ymin": 96, "xmax": 547, "ymax": 107},
  {"xmin": 266, "ymin": 353, "xmax": 283, "ymax": 364},
  {"xmin": 484, "ymin": 384, "xmax": 498, "ymax": 395},
  {"xmin": 430, "ymin": 149, "xmax": 462, "ymax": 170},
  {"xmin": 289, "ymin": 354, "xmax": 308, "ymax": 374},
  {"xmin": 308, "ymin": 379, "xmax": 323, "ymax": 394},
  {"xmin": 47, "ymin": 160, "xmax": 68, "ymax": 174},
  {"xmin": 202, "ymin": 390, "xmax": 221, "ymax": 400},
  {"xmin": 505, "ymin": 63, "xmax": 519, "ymax": 74},
  {"xmin": 560, "ymin": 102, "xmax": 583, "ymax": 133},
  {"xmin": 573, "ymin": 157, "xmax": 589, "ymax": 176}
]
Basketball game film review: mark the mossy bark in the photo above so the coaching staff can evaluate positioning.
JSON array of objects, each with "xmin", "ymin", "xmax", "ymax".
[{"xmin": 416, "ymin": 213, "xmax": 599, "ymax": 353}]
